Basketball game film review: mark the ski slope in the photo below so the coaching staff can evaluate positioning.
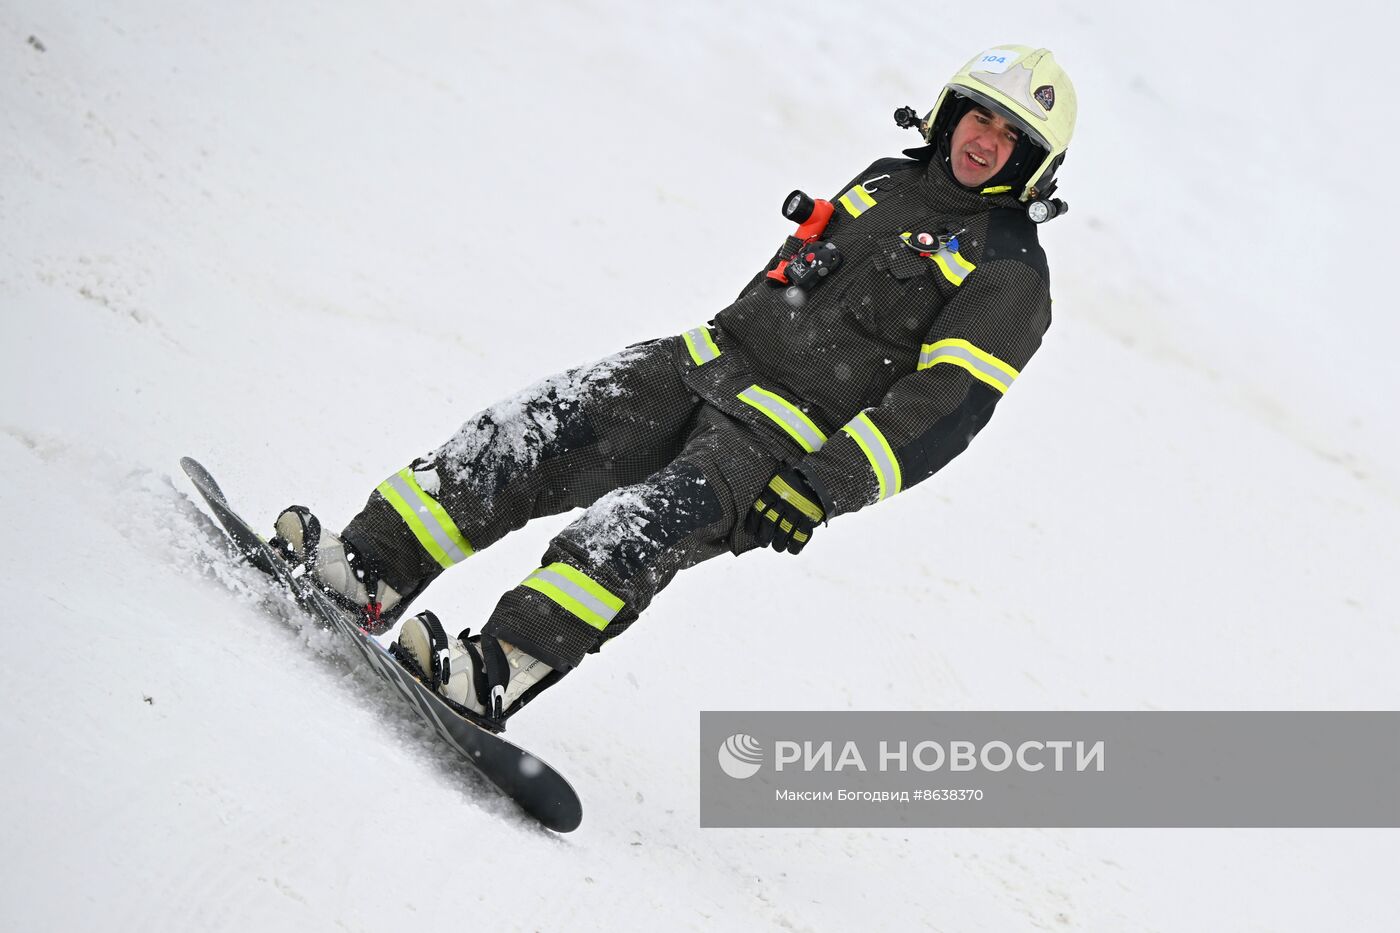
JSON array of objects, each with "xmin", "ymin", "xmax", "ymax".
[{"xmin": 3, "ymin": 1, "xmax": 1398, "ymax": 930}]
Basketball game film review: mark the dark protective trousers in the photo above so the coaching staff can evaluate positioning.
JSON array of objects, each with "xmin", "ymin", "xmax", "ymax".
[{"xmin": 342, "ymin": 337, "xmax": 784, "ymax": 671}]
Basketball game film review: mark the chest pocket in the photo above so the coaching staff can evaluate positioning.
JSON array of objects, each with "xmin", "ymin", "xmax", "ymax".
[
  {"xmin": 880, "ymin": 236, "xmax": 934, "ymax": 280},
  {"xmin": 894, "ymin": 231, "xmax": 978, "ymax": 287},
  {"xmin": 845, "ymin": 233, "xmax": 950, "ymax": 338}
]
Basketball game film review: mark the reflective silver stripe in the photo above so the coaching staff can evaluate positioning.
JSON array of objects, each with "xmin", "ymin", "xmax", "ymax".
[
  {"xmin": 838, "ymin": 185, "xmax": 877, "ymax": 218},
  {"xmin": 382, "ymin": 472, "xmax": 471, "ymax": 564},
  {"xmin": 736, "ymin": 385, "xmax": 827, "ymax": 453},
  {"xmin": 932, "ymin": 247, "xmax": 975, "ymax": 285},
  {"xmin": 526, "ymin": 566, "xmax": 621, "ymax": 627},
  {"xmin": 842, "ymin": 413, "xmax": 902, "ymax": 500},
  {"xmin": 918, "ymin": 339, "xmax": 1019, "ymax": 393},
  {"xmin": 682, "ymin": 326, "xmax": 721, "ymax": 365}
]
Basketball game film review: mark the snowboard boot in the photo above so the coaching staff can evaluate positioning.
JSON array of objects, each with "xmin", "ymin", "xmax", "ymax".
[
  {"xmin": 270, "ymin": 505, "xmax": 404, "ymax": 634},
  {"xmin": 390, "ymin": 611, "xmax": 563, "ymax": 731}
]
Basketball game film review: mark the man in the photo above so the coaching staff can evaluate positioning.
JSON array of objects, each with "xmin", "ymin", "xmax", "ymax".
[{"xmin": 271, "ymin": 45, "xmax": 1078, "ymax": 730}]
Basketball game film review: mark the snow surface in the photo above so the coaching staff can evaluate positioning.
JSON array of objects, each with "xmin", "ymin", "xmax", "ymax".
[{"xmin": 4, "ymin": 1, "xmax": 1399, "ymax": 930}]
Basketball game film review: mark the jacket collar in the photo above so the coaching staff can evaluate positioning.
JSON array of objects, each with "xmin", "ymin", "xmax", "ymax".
[{"xmin": 902, "ymin": 144, "xmax": 1025, "ymax": 215}]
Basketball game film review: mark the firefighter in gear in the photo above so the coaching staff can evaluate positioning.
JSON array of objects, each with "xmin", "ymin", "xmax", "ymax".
[{"xmin": 271, "ymin": 45, "xmax": 1078, "ymax": 731}]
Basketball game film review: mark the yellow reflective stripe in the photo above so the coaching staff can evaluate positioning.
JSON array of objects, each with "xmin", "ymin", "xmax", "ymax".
[
  {"xmin": 980, "ymin": 185, "xmax": 1014, "ymax": 194},
  {"xmin": 377, "ymin": 469, "xmax": 474, "ymax": 569},
  {"xmin": 682, "ymin": 325, "xmax": 722, "ymax": 366},
  {"xmin": 837, "ymin": 184, "xmax": 877, "ymax": 218},
  {"xmin": 792, "ymin": 529, "xmax": 809, "ymax": 543},
  {"xmin": 918, "ymin": 338, "xmax": 1020, "ymax": 393},
  {"xmin": 737, "ymin": 385, "xmax": 827, "ymax": 453},
  {"xmin": 896, "ymin": 232, "xmax": 975, "ymax": 286},
  {"xmin": 521, "ymin": 562, "xmax": 624, "ymax": 631},
  {"xmin": 931, "ymin": 248, "xmax": 976, "ymax": 286},
  {"xmin": 841, "ymin": 412, "xmax": 902, "ymax": 501},
  {"xmin": 769, "ymin": 475, "xmax": 823, "ymax": 522}
]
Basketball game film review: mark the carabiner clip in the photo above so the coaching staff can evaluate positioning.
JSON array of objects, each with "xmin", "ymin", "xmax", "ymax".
[{"xmin": 861, "ymin": 174, "xmax": 891, "ymax": 194}]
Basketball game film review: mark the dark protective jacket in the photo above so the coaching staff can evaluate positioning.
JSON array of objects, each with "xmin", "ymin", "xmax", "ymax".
[
  {"xmin": 339, "ymin": 147, "xmax": 1056, "ymax": 672},
  {"xmin": 677, "ymin": 146, "xmax": 1052, "ymax": 521}
]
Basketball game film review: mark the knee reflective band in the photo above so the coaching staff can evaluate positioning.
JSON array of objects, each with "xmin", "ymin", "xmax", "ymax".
[
  {"xmin": 842, "ymin": 412, "xmax": 903, "ymax": 501},
  {"xmin": 918, "ymin": 339, "xmax": 1020, "ymax": 394},
  {"xmin": 376, "ymin": 468, "xmax": 475, "ymax": 569},
  {"xmin": 737, "ymin": 385, "xmax": 828, "ymax": 453},
  {"xmin": 838, "ymin": 184, "xmax": 877, "ymax": 219},
  {"xmin": 682, "ymin": 325, "xmax": 722, "ymax": 366},
  {"xmin": 521, "ymin": 563, "xmax": 624, "ymax": 632}
]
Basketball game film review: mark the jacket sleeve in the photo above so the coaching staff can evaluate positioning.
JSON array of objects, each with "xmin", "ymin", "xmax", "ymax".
[{"xmin": 794, "ymin": 258, "xmax": 1051, "ymax": 519}]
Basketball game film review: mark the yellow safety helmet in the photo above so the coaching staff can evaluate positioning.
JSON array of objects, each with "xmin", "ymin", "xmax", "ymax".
[{"xmin": 923, "ymin": 46, "xmax": 1078, "ymax": 202}]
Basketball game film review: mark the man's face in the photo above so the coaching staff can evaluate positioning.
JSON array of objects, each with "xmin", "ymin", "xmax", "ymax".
[{"xmin": 948, "ymin": 105, "xmax": 1021, "ymax": 188}]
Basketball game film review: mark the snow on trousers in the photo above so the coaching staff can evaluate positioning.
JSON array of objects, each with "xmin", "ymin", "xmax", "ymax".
[{"xmin": 341, "ymin": 337, "xmax": 783, "ymax": 671}]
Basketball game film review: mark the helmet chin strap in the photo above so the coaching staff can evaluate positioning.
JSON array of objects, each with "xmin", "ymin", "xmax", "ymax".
[{"xmin": 980, "ymin": 132, "xmax": 1040, "ymax": 191}]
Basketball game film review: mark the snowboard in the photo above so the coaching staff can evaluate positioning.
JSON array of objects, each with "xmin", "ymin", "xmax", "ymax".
[{"xmin": 180, "ymin": 457, "xmax": 583, "ymax": 833}]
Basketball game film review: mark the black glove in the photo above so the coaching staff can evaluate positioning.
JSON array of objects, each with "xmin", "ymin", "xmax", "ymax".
[{"xmin": 745, "ymin": 469, "xmax": 824, "ymax": 555}]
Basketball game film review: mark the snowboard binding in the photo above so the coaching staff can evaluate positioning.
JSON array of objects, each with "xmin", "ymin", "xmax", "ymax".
[
  {"xmin": 270, "ymin": 505, "xmax": 403, "ymax": 635},
  {"xmin": 389, "ymin": 613, "xmax": 564, "ymax": 734}
]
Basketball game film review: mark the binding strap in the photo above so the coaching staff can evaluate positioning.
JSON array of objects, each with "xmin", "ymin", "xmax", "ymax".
[
  {"xmin": 415, "ymin": 611, "xmax": 453, "ymax": 688},
  {"xmin": 459, "ymin": 631, "xmax": 512, "ymax": 721}
]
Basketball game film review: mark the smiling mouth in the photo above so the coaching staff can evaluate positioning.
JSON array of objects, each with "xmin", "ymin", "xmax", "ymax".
[{"xmin": 965, "ymin": 151, "xmax": 990, "ymax": 169}]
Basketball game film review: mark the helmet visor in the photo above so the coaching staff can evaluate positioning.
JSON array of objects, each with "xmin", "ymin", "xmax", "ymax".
[{"xmin": 948, "ymin": 86, "xmax": 1052, "ymax": 159}]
